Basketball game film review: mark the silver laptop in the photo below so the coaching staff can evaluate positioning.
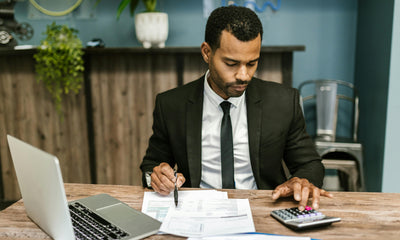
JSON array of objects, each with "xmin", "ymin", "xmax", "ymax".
[{"xmin": 7, "ymin": 135, "xmax": 161, "ymax": 240}]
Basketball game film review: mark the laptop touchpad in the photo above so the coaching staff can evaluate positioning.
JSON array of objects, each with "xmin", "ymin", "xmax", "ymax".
[{"xmin": 97, "ymin": 203, "xmax": 159, "ymax": 232}]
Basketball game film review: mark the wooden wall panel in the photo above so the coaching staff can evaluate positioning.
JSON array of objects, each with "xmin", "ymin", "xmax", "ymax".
[
  {"xmin": 0, "ymin": 54, "xmax": 91, "ymax": 201},
  {"xmin": 182, "ymin": 53, "xmax": 208, "ymax": 84},
  {"xmin": 89, "ymin": 53, "xmax": 178, "ymax": 186},
  {"xmin": 255, "ymin": 52, "xmax": 283, "ymax": 84}
]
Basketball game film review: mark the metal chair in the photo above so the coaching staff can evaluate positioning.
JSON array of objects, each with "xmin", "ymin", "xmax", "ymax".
[{"xmin": 298, "ymin": 79, "xmax": 365, "ymax": 191}]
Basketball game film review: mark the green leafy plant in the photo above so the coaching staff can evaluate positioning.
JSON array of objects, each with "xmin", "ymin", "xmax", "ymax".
[
  {"xmin": 34, "ymin": 22, "xmax": 84, "ymax": 118},
  {"xmin": 116, "ymin": 0, "xmax": 158, "ymax": 20}
]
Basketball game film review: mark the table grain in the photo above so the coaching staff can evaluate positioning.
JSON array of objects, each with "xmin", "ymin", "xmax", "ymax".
[{"xmin": 1, "ymin": 183, "xmax": 399, "ymax": 239}]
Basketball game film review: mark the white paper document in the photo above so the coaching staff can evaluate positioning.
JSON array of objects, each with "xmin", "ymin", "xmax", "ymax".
[
  {"xmin": 188, "ymin": 233, "xmax": 311, "ymax": 240},
  {"xmin": 142, "ymin": 190, "xmax": 310, "ymax": 239},
  {"xmin": 142, "ymin": 190, "xmax": 228, "ymax": 222},
  {"xmin": 159, "ymin": 198, "xmax": 255, "ymax": 238}
]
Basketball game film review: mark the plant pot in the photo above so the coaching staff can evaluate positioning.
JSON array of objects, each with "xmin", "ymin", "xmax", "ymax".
[{"xmin": 134, "ymin": 12, "xmax": 168, "ymax": 48}]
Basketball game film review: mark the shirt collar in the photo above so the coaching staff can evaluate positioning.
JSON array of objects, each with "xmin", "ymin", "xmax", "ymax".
[{"xmin": 203, "ymin": 70, "xmax": 245, "ymax": 108}]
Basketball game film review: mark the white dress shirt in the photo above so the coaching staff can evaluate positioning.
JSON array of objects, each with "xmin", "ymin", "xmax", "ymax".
[{"xmin": 200, "ymin": 71, "xmax": 257, "ymax": 189}]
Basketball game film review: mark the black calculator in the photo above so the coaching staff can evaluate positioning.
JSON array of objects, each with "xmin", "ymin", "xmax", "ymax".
[{"xmin": 270, "ymin": 206, "xmax": 341, "ymax": 230}]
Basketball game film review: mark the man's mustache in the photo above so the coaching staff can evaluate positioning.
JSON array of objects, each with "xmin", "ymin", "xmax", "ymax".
[
  {"xmin": 236, "ymin": 80, "xmax": 249, "ymax": 85},
  {"xmin": 227, "ymin": 80, "xmax": 250, "ymax": 86}
]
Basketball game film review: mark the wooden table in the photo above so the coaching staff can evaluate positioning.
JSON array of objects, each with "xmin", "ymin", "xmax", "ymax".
[{"xmin": 0, "ymin": 183, "xmax": 399, "ymax": 239}]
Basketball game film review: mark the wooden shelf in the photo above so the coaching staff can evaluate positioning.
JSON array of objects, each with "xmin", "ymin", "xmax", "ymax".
[{"xmin": 0, "ymin": 45, "xmax": 305, "ymax": 55}]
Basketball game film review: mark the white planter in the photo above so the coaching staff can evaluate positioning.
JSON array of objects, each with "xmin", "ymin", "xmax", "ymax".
[{"xmin": 134, "ymin": 12, "xmax": 168, "ymax": 48}]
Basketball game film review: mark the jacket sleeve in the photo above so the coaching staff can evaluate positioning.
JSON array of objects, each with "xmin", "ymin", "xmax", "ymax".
[
  {"xmin": 140, "ymin": 94, "xmax": 176, "ymax": 187},
  {"xmin": 283, "ymin": 89, "xmax": 325, "ymax": 188}
]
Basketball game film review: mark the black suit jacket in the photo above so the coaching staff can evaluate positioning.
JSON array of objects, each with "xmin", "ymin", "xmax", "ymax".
[{"xmin": 140, "ymin": 77, "xmax": 324, "ymax": 189}]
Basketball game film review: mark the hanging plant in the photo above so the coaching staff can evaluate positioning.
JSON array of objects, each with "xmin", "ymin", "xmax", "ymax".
[{"xmin": 33, "ymin": 22, "xmax": 84, "ymax": 118}]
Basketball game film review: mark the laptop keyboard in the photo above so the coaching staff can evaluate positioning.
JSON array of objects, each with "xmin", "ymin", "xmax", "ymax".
[{"xmin": 69, "ymin": 202, "xmax": 129, "ymax": 240}]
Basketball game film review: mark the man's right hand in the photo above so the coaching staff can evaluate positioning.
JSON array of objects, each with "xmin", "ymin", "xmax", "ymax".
[{"xmin": 150, "ymin": 162, "xmax": 185, "ymax": 195}]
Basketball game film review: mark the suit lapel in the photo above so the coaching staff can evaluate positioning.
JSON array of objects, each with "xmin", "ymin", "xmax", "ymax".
[
  {"xmin": 246, "ymin": 79, "xmax": 262, "ymax": 186},
  {"xmin": 186, "ymin": 78, "xmax": 204, "ymax": 187}
]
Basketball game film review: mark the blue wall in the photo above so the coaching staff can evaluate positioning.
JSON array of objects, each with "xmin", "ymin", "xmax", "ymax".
[
  {"xmin": 14, "ymin": 0, "xmax": 358, "ymax": 89},
  {"xmin": 382, "ymin": 0, "xmax": 400, "ymax": 193},
  {"xmin": 354, "ymin": 0, "xmax": 394, "ymax": 192}
]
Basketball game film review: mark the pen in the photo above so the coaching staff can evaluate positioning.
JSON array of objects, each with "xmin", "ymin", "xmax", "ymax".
[{"xmin": 174, "ymin": 171, "xmax": 178, "ymax": 207}]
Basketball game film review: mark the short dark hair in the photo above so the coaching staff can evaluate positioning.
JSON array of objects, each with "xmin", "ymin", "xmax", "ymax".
[{"xmin": 205, "ymin": 6, "xmax": 263, "ymax": 50}]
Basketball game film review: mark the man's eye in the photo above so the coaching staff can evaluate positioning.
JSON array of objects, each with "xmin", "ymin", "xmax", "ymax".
[{"xmin": 225, "ymin": 62, "xmax": 237, "ymax": 67}]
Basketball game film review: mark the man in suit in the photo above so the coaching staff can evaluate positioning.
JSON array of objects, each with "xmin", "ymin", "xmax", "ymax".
[{"xmin": 140, "ymin": 6, "xmax": 332, "ymax": 210}]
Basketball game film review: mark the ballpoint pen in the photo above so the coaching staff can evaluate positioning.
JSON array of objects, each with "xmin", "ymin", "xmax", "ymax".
[{"xmin": 174, "ymin": 171, "xmax": 178, "ymax": 207}]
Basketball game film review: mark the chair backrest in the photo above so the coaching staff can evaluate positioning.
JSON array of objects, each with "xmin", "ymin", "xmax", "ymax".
[{"xmin": 298, "ymin": 79, "xmax": 359, "ymax": 142}]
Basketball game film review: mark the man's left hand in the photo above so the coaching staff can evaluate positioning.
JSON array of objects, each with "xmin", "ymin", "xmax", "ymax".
[{"xmin": 271, "ymin": 177, "xmax": 333, "ymax": 211}]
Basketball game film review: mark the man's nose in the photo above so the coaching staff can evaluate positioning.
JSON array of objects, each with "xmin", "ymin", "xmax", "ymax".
[{"xmin": 236, "ymin": 65, "xmax": 251, "ymax": 81}]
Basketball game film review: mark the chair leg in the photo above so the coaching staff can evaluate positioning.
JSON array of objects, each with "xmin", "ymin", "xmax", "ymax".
[
  {"xmin": 337, "ymin": 169, "xmax": 359, "ymax": 191},
  {"xmin": 322, "ymin": 159, "xmax": 360, "ymax": 191}
]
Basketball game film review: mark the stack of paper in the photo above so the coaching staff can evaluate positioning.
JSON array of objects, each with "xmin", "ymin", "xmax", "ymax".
[
  {"xmin": 141, "ymin": 190, "xmax": 311, "ymax": 240},
  {"xmin": 142, "ymin": 190, "xmax": 254, "ymax": 238}
]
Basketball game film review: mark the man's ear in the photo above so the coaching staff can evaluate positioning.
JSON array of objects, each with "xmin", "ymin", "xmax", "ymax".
[{"xmin": 201, "ymin": 42, "xmax": 212, "ymax": 64}]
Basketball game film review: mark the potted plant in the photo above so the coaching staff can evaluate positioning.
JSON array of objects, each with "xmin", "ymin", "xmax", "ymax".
[
  {"xmin": 33, "ymin": 22, "xmax": 84, "ymax": 118},
  {"xmin": 117, "ymin": 0, "xmax": 168, "ymax": 48}
]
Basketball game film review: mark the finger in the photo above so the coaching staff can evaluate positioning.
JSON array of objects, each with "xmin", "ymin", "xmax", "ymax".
[
  {"xmin": 151, "ymin": 173, "xmax": 170, "ymax": 195},
  {"xmin": 320, "ymin": 189, "xmax": 334, "ymax": 198},
  {"xmin": 152, "ymin": 164, "xmax": 175, "ymax": 195},
  {"xmin": 293, "ymin": 182, "xmax": 302, "ymax": 201},
  {"xmin": 298, "ymin": 186, "xmax": 310, "ymax": 211},
  {"xmin": 271, "ymin": 188, "xmax": 282, "ymax": 200},
  {"xmin": 311, "ymin": 187, "xmax": 321, "ymax": 209},
  {"xmin": 158, "ymin": 173, "xmax": 175, "ymax": 192},
  {"xmin": 272, "ymin": 181, "xmax": 295, "ymax": 199},
  {"xmin": 159, "ymin": 163, "xmax": 175, "ymax": 180},
  {"xmin": 151, "ymin": 179, "xmax": 161, "ymax": 194},
  {"xmin": 177, "ymin": 173, "xmax": 185, "ymax": 188},
  {"xmin": 157, "ymin": 164, "xmax": 176, "ymax": 189},
  {"xmin": 152, "ymin": 182, "xmax": 169, "ymax": 196}
]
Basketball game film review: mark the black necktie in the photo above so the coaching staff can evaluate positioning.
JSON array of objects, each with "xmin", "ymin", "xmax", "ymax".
[{"xmin": 220, "ymin": 101, "xmax": 235, "ymax": 189}]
